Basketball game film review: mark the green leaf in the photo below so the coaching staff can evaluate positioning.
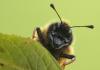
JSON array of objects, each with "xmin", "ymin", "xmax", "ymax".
[{"xmin": 0, "ymin": 33, "xmax": 62, "ymax": 70}]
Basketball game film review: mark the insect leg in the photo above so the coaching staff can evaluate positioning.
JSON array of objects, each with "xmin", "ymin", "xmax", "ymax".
[
  {"xmin": 32, "ymin": 28, "xmax": 36, "ymax": 39},
  {"xmin": 35, "ymin": 27, "xmax": 48, "ymax": 47},
  {"xmin": 61, "ymin": 54, "xmax": 76, "ymax": 65}
]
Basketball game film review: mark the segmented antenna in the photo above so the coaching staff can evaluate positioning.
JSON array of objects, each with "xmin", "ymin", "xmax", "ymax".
[
  {"xmin": 50, "ymin": 3, "xmax": 94, "ymax": 29},
  {"xmin": 70, "ymin": 25, "xmax": 94, "ymax": 29},
  {"xmin": 50, "ymin": 3, "xmax": 62, "ymax": 23}
]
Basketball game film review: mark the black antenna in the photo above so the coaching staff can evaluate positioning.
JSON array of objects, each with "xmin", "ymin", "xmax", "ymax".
[
  {"xmin": 70, "ymin": 25, "xmax": 94, "ymax": 29},
  {"xmin": 50, "ymin": 3, "xmax": 62, "ymax": 23}
]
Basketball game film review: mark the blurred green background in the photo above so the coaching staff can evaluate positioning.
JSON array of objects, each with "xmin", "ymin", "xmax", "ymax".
[{"xmin": 0, "ymin": 0, "xmax": 100, "ymax": 70}]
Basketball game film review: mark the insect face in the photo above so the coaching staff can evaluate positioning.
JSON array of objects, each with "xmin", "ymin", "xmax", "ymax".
[{"xmin": 47, "ymin": 22, "xmax": 73, "ymax": 49}]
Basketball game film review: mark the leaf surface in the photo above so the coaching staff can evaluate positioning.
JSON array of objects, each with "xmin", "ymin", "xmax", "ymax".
[{"xmin": 0, "ymin": 33, "xmax": 61, "ymax": 70}]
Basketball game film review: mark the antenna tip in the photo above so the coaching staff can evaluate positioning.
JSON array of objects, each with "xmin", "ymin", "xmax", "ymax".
[
  {"xmin": 50, "ymin": 3, "xmax": 55, "ymax": 9},
  {"xmin": 87, "ymin": 25, "xmax": 94, "ymax": 29}
]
